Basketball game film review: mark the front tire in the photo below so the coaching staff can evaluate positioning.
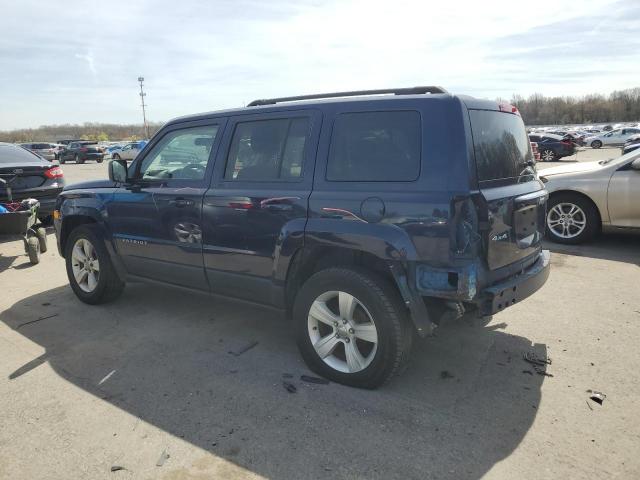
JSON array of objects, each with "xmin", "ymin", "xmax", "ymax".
[
  {"xmin": 293, "ymin": 267, "xmax": 412, "ymax": 389},
  {"xmin": 546, "ymin": 193, "xmax": 599, "ymax": 244},
  {"xmin": 591, "ymin": 140, "xmax": 602, "ymax": 149},
  {"xmin": 65, "ymin": 225, "xmax": 124, "ymax": 304},
  {"xmin": 26, "ymin": 236, "xmax": 41, "ymax": 264}
]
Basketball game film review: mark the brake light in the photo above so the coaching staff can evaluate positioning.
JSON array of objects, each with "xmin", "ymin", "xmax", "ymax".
[
  {"xmin": 498, "ymin": 103, "xmax": 520, "ymax": 116},
  {"xmin": 45, "ymin": 166, "xmax": 64, "ymax": 179}
]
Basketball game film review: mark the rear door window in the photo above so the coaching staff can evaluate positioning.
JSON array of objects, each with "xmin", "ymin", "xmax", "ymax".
[
  {"xmin": 469, "ymin": 110, "xmax": 534, "ymax": 184},
  {"xmin": 327, "ymin": 111, "xmax": 420, "ymax": 182}
]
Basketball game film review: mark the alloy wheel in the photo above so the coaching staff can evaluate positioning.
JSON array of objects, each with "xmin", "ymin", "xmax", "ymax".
[
  {"xmin": 541, "ymin": 149, "xmax": 555, "ymax": 161},
  {"xmin": 307, "ymin": 290, "xmax": 378, "ymax": 374},
  {"xmin": 71, "ymin": 238, "xmax": 100, "ymax": 292},
  {"xmin": 547, "ymin": 203, "xmax": 587, "ymax": 239}
]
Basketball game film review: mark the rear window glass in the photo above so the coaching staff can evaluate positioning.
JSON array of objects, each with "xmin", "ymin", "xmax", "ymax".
[
  {"xmin": 327, "ymin": 111, "xmax": 421, "ymax": 182},
  {"xmin": 469, "ymin": 110, "xmax": 534, "ymax": 183},
  {"xmin": 0, "ymin": 144, "xmax": 42, "ymax": 163},
  {"xmin": 33, "ymin": 143, "xmax": 51, "ymax": 149}
]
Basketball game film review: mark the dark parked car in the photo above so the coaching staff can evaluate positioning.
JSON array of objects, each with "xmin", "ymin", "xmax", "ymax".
[
  {"xmin": 528, "ymin": 134, "xmax": 575, "ymax": 161},
  {"xmin": 0, "ymin": 143, "xmax": 65, "ymax": 220},
  {"xmin": 58, "ymin": 141, "xmax": 104, "ymax": 164},
  {"xmin": 19, "ymin": 142, "xmax": 58, "ymax": 161},
  {"xmin": 623, "ymin": 134, "xmax": 640, "ymax": 154},
  {"xmin": 54, "ymin": 87, "xmax": 550, "ymax": 388}
]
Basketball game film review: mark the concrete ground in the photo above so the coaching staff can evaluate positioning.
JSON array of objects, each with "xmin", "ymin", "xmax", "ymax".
[{"xmin": 1, "ymin": 147, "xmax": 639, "ymax": 480}]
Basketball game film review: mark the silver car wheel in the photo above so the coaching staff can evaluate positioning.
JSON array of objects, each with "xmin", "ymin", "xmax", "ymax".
[
  {"xmin": 307, "ymin": 290, "xmax": 378, "ymax": 374},
  {"xmin": 541, "ymin": 149, "xmax": 555, "ymax": 161},
  {"xmin": 71, "ymin": 238, "xmax": 100, "ymax": 293},
  {"xmin": 547, "ymin": 203, "xmax": 587, "ymax": 239}
]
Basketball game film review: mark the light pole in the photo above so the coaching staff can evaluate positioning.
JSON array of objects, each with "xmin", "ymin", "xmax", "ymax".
[{"xmin": 138, "ymin": 76, "xmax": 149, "ymax": 139}]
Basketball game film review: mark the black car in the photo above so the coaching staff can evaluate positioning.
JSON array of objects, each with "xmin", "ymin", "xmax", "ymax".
[
  {"xmin": 0, "ymin": 143, "xmax": 65, "ymax": 220},
  {"xmin": 623, "ymin": 134, "xmax": 640, "ymax": 154},
  {"xmin": 528, "ymin": 133, "xmax": 575, "ymax": 161},
  {"xmin": 54, "ymin": 87, "xmax": 550, "ymax": 388},
  {"xmin": 58, "ymin": 141, "xmax": 104, "ymax": 164}
]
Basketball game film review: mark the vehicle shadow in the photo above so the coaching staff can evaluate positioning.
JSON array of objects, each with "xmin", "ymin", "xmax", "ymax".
[
  {"xmin": 1, "ymin": 284, "xmax": 546, "ymax": 480},
  {"xmin": 544, "ymin": 232, "xmax": 640, "ymax": 266}
]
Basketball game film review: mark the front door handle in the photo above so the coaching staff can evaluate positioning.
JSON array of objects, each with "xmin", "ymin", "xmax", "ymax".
[{"xmin": 168, "ymin": 198, "xmax": 194, "ymax": 208}]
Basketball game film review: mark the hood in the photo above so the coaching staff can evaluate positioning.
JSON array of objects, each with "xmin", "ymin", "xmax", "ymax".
[
  {"xmin": 63, "ymin": 179, "xmax": 117, "ymax": 191},
  {"xmin": 539, "ymin": 161, "xmax": 602, "ymax": 177}
]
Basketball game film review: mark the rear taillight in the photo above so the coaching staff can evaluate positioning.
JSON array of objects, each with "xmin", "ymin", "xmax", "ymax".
[{"xmin": 45, "ymin": 166, "xmax": 64, "ymax": 179}]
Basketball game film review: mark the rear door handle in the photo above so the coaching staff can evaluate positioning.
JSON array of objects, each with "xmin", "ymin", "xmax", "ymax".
[{"xmin": 168, "ymin": 198, "xmax": 194, "ymax": 207}]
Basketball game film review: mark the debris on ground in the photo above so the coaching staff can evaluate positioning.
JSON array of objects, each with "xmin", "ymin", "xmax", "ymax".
[
  {"xmin": 523, "ymin": 352, "xmax": 553, "ymax": 377},
  {"xmin": 228, "ymin": 341, "xmax": 258, "ymax": 356},
  {"xmin": 16, "ymin": 313, "xmax": 58, "ymax": 330},
  {"xmin": 283, "ymin": 381, "xmax": 297, "ymax": 393},
  {"xmin": 98, "ymin": 369, "xmax": 117, "ymax": 385},
  {"xmin": 523, "ymin": 351, "xmax": 552, "ymax": 366},
  {"xmin": 522, "ymin": 370, "xmax": 533, "ymax": 375},
  {"xmin": 587, "ymin": 390, "xmax": 606, "ymax": 405},
  {"xmin": 440, "ymin": 370, "xmax": 454, "ymax": 379},
  {"xmin": 156, "ymin": 450, "xmax": 170, "ymax": 467},
  {"xmin": 300, "ymin": 375, "xmax": 329, "ymax": 385},
  {"xmin": 586, "ymin": 400, "xmax": 593, "ymax": 411},
  {"xmin": 110, "ymin": 466, "xmax": 125, "ymax": 472},
  {"xmin": 41, "ymin": 302, "xmax": 51, "ymax": 306}
]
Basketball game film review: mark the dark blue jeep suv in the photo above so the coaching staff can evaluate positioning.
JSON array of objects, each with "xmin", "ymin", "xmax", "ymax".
[{"xmin": 54, "ymin": 87, "xmax": 550, "ymax": 388}]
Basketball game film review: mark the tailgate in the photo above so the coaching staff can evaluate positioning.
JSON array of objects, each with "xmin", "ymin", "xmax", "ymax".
[
  {"xmin": 482, "ymin": 184, "xmax": 547, "ymax": 270},
  {"xmin": 467, "ymin": 107, "xmax": 548, "ymax": 270}
]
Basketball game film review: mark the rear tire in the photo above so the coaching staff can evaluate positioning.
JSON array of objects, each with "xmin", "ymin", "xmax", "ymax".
[
  {"xmin": 27, "ymin": 236, "xmax": 41, "ymax": 264},
  {"xmin": 65, "ymin": 225, "xmax": 125, "ymax": 304},
  {"xmin": 591, "ymin": 140, "xmax": 602, "ymax": 149},
  {"xmin": 113, "ymin": 154, "xmax": 121, "ymax": 161},
  {"xmin": 293, "ymin": 267, "xmax": 412, "ymax": 389},
  {"xmin": 546, "ymin": 193, "xmax": 599, "ymax": 244},
  {"xmin": 35, "ymin": 227, "xmax": 48, "ymax": 253}
]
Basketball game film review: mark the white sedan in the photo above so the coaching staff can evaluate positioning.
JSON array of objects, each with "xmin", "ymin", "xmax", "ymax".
[
  {"xmin": 539, "ymin": 150, "xmax": 640, "ymax": 244},
  {"xmin": 111, "ymin": 142, "xmax": 142, "ymax": 161},
  {"xmin": 585, "ymin": 127, "xmax": 640, "ymax": 149}
]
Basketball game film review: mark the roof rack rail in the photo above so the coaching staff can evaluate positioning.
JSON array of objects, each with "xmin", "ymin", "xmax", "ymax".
[{"xmin": 247, "ymin": 86, "xmax": 448, "ymax": 107}]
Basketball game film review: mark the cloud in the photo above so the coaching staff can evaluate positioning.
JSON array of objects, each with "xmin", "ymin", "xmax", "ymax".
[
  {"xmin": 0, "ymin": 0, "xmax": 638, "ymax": 130},
  {"xmin": 75, "ymin": 51, "xmax": 97, "ymax": 75}
]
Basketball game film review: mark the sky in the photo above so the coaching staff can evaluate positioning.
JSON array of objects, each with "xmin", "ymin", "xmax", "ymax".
[{"xmin": 1, "ymin": 0, "xmax": 639, "ymax": 130}]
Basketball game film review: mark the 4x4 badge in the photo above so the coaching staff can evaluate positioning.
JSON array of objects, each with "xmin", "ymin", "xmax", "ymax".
[{"xmin": 491, "ymin": 232, "xmax": 509, "ymax": 242}]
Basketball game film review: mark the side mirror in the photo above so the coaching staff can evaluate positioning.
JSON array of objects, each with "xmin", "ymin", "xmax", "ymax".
[
  {"xmin": 631, "ymin": 158, "xmax": 640, "ymax": 171},
  {"xmin": 108, "ymin": 159, "xmax": 128, "ymax": 183}
]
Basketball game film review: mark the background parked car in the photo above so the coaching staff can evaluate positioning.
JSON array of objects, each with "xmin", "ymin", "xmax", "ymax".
[
  {"xmin": 58, "ymin": 141, "xmax": 104, "ymax": 164},
  {"xmin": 528, "ymin": 133, "xmax": 575, "ymax": 161},
  {"xmin": 623, "ymin": 134, "xmax": 640, "ymax": 154},
  {"xmin": 19, "ymin": 142, "xmax": 57, "ymax": 161},
  {"xmin": 0, "ymin": 143, "xmax": 65, "ymax": 221},
  {"xmin": 539, "ymin": 149, "xmax": 640, "ymax": 244},
  {"xmin": 110, "ymin": 141, "xmax": 145, "ymax": 161},
  {"xmin": 586, "ymin": 128, "xmax": 640, "ymax": 148}
]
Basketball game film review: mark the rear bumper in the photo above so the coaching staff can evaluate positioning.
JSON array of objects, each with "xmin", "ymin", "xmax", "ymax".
[{"xmin": 478, "ymin": 250, "xmax": 550, "ymax": 315}]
